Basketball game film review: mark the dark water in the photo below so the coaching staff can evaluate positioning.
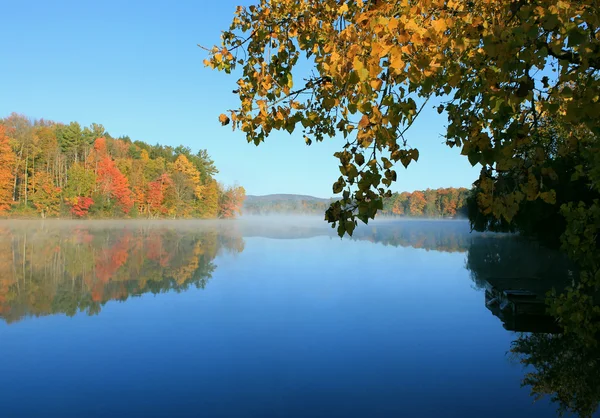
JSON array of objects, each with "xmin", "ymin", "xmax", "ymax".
[{"xmin": 0, "ymin": 219, "xmax": 595, "ymax": 417}]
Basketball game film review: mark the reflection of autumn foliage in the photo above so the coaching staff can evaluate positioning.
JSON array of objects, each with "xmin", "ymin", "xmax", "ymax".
[
  {"xmin": 94, "ymin": 232, "xmax": 132, "ymax": 283},
  {"xmin": 0, "ymin": 224, "xmax": 245, "ymax": 323},
  {"xmin": 145, "ymin": 231, "xmax": 172, "ymax": 267},
  {"xmin": 0, "ymin": 229, "xmax": 15, "ymax": 315}
]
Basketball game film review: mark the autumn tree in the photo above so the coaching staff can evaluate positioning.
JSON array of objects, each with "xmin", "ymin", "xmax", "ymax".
[
  {"xmin": 408, "ymin": 191, "xmax": 427, "ymax": 216},
  {"xmin": 97, "ymin": 157, "xmax": 134, "ymax": 214},
  {"xmin": 197, "ymin": 179, "xmax": 220, "ymax": 218},
  {"xmin": 0, "ymin": 126, "xmax": 15, "ymax": 214},
  {"xmin": 218, "ymin": 185, "xmax": 246, "ymax": 218},
  {"xmin": 169, "ymin": 154, "xmax": 201, "ymax": 216},
  {"xmin": 67, "ymin": 197, "xmax": 94, "ymax": 218},
  {"xmin": 3, "ymin": 113, "xmax": 37, "ymax": 206},
  {"xmin": 29, "ymin": 172, "xmax": 62, "ymax": 218}
]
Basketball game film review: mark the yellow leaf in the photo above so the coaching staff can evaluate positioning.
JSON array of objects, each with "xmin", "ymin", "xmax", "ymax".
[
  {"xmin": 432, "ymin": 19, "xmax": 447, "ymax": 33},
  {"xmin": 353, "ymin": 56, "xmax": 369, "ymax": 82},
  {"xmin": 540, "ymin": 190, "xmax": 557, "ymax": 204},
  {"xmin": 389, "ymin": 46, "xmax": 405, "ymax": 73}
]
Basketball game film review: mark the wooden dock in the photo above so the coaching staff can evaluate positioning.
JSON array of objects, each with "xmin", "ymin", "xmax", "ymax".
[{"xmin": 483, "ymin": 276, "xmax": 570, "ymax": 333}]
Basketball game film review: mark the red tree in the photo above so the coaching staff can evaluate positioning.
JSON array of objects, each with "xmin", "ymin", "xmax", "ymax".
[
  {"xmin": 68, "ymin": 196, "xmax": 94, "ymax": 217},
  {"xmin": 97, "ymin": 157, "xmax": 133, "ymax": 213},
  {"xmin": 218, "ymin": 185, "xmax": 246, "ymax": 218}
]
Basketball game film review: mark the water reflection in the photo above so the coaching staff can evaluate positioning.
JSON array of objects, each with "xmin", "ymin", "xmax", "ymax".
[
  {"xmin": 464, "ymin": 233, "xmax": 599, "ymax": 418},
  {"xmin": 0, "ymin": 222, "xmax": 245, "ymax": 323},
  {"xmin": 0, "ymin": 219, "xmax": 472, "ymax": 324},
  {"xmin": 0, "ymin": 219, "xmax": 597, "ymax": 417}
]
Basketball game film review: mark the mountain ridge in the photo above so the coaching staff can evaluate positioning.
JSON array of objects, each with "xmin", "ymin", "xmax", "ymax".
[{"xmin": 245, "ymin": 194, "xmax": 333, "ymax": 203}]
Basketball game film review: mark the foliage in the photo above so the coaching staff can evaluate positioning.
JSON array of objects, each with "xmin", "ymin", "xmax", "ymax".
[
  {"xmin": 218, "ymin": 185, "xmax": 246, "ymax": 218},
  {"xmin": 206, "ymin": 0, "xmax": 600, "ymax": 347},
  {"xmin": 96, "ymin": 155, "xmax": 134, "ymax": 214},
  {"xmin": 205, "ymin": 0, "xmax": 599, "ymax": 236},
  {"xmin": 197, "ymin": 179, "xmax": 220, "ymax": 218},
  {"xmin": 29, "ymin": 172, "xmax": 62, "ymax": 218},
  {"xmin": 468, "ymin": 116, "xmax": 600, "ymax": 248},
  {"xmin": 0, "ymin": 125, "xmax": 15, "ymax": 215},
  {"xmin": 0, "ymin": 113, "xmax": 243, "ymax": 219},
  {"xmin": 67, "ymin": 196, "xmax": 94, "ymax": 218}
]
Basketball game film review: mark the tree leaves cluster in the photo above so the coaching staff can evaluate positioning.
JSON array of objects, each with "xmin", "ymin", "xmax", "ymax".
[
  {"xmin": 206, "ymin": 0, "xmax": 600, "ymax": 343},
  {"xmin": 206, "ymin": 0, "xmax": 599, "ymax": 237}
]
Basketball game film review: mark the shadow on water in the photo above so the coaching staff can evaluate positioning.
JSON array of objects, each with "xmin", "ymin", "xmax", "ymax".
[{"xmin": 0, "ymin": 219, "xmax": 597, "ymax": 417}]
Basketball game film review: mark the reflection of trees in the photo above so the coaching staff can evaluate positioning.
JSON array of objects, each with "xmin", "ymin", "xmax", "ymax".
[
  {"xmin": 465, "ymin": 234, "xmax": 599, "ymax": 417},
  {"xmin": 350, "ymin": 220, "xmax": 472, "ymax": 253},
  {"xmin": 238, "ymin": 219, "xmax": 474, "ymax": 253},
  {"xmin": 465, "ymin": 234, "xmax": 575, "ymax": 289},
  {"xmin": 0, "ymin": 223, "xmax": 245, "ymax": 323},
  {"xmin": 511, "ymin": 333, "xmax": 600, "ymax": 418}
]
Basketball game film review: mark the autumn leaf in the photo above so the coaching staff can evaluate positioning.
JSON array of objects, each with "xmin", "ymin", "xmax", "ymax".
[{"xmin": 219, "ymin": 114, "xmax": 230, "ymax": 126}]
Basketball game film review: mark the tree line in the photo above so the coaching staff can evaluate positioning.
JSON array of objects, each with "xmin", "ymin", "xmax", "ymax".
[
  {"xmin": 0, "ymin": 113, "xmax": 245, "ymax": 219},
  {"xmin": 381, "ymin": 187, "xmax": 470, "ymax": 218}
]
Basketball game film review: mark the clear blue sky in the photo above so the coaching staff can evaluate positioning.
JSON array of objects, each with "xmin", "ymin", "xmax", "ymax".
[{"xmin": 0, "ymin": 1, "xmax": 479, "ymax": 198}]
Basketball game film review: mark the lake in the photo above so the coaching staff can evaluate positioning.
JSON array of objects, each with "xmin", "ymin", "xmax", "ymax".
[{"xmin": 0, "ymin": 219, "xmax": 595, "ymax": 417}]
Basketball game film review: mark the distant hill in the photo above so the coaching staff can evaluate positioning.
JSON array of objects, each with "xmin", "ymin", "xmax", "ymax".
[
  {"xmin": 245, "ymin": 194, "xmax": 331, "ymax": 203},
  {"xmin": 243, "ymin": 187, "xmax": 471, "ymax": 218},
  {"xmin": 243, "ymin": 194, "xmax": 333, "ymax": 215}
]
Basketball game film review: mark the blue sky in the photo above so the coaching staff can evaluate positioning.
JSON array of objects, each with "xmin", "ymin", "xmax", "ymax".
[{"xmin": 0, "ymin": 1, "xmax": 479, "ymax": 197}]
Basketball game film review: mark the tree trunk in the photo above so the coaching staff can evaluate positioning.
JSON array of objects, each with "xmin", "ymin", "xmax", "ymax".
[{"xmin": 24, "ymin": 153, "xmax": 28, "ymax": 206}]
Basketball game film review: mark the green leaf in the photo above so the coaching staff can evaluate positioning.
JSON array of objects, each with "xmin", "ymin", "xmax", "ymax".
[
  {"xmin": 346, "ymin": 220, "xmax": 355, "ymax": 236},
  {"xmin": 468, "ymin": 151, "xmax": 480, "ymax": 166},
  {"xmin": 337, "ymin": 222, "xmax": 345, "ymax": 238},
  {"xmin": 542, "ymin": 14, "xmax": 559, "ymax": 31},
  {"xmin": 355, "ymin": 153, "xmax": 365, "ymax": 166},
  {"xmin": 567, "ymin": 29, "xmax": 586, "ymax": 47}
]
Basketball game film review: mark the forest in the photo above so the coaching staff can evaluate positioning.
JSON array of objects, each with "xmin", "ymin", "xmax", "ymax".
[
  {"xmin": 0, "ymin": 113, "xmax": 245, "ymax": 219},
  {"xmin": 381, "ymin": 187, "xmax": 469, "ymax": 217}
]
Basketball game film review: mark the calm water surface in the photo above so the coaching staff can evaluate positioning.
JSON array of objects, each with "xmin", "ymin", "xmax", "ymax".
[{"xmin": 0, "ymin": 219, "xmax": 594, "ymax": 417}]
